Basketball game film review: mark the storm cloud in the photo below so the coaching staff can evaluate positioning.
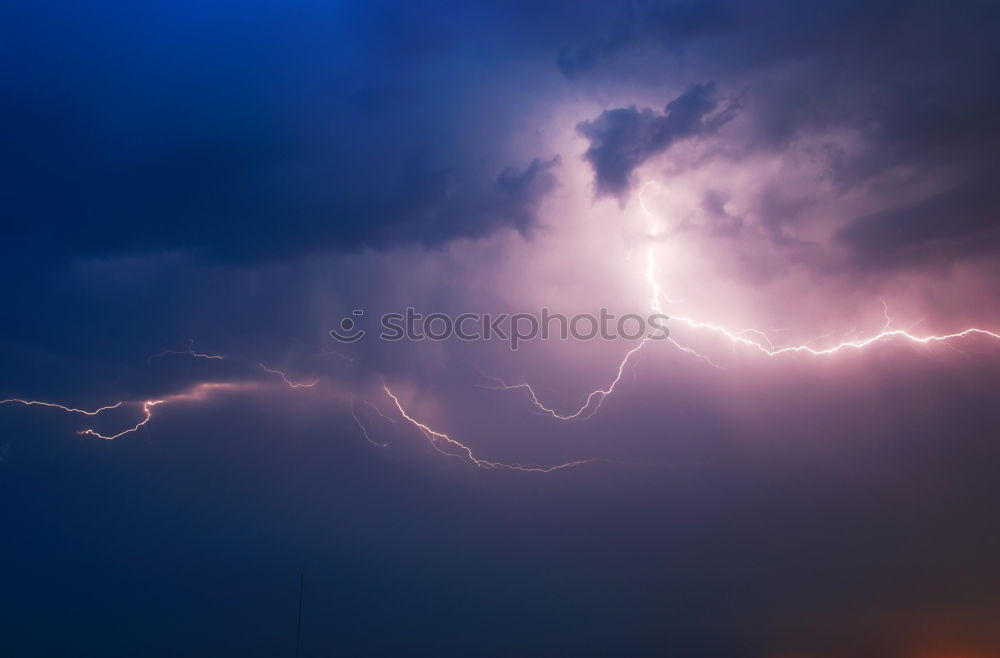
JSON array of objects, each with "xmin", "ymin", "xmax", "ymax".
[{"xmin": 577, "ymin": 83, "xmax": 737, "ymax": 199}]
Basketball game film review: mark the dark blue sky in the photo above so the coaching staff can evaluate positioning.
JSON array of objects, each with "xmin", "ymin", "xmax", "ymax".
[{"xmin": 3, "ymin": 1, "xmax": 1000, "ymax": 656}]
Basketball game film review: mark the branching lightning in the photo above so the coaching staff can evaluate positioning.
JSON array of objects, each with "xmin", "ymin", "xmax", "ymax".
[
  {"xmin": 77, "ymin": 400, "xmax": 163, "ymax": 440},
  {"xmin": 4, "ymin": 341, "xmax": 329, "ymax": 446},
  {"xmin": 74, "ymin": 383, "xmax": 253, "ymax": 440},
  {"xmin": 4, "ymin": 383, "xmax": 253, "ymax": 441},
  {"xmin": 491, "ymin": 181, "xmax": 1000, "ymax": 421},
  {"xmin": 384, "ymin": 385, "xmax": 598, "ymax": 472},
  {"xmin": 258, "ymin": 363, "xmax": 320, "ymax": 388},
  {"xmin": 480, "ymin": 341, "xmax": 647, "ymax": 421},
  {"xmin": 350, "ymin": 399, "xmax": 389, "ymax": 448},
  {"xmin": 358, "ymin": 398, "xmax": 397, "ymax": 428},
  {"xmin": 148, "ymin": 339, "xmax": 225, "ymax": 363},
  {"xmin": 0, "ymin": 399, "xmax": 123, "ymax": 415}
]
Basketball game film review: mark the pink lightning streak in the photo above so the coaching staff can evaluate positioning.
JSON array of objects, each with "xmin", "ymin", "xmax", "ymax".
[
  {"xmin": 480, "ymin": 341, "xmax": 648, "ymax": 420},
  {"xmin": 78, "ymin": 400, "xmax": 164, "ymax": 440},
  {"xmin": 384, "ymin": 385, "xmax": 599, "ymax": 472},
  {"xmin": 148, "ymin": 339, "xmax": 225, "ymax": 363},
  {"xmin": 4, "ymin": 383, "xmax": 255, "ymax": 441},
  {"xmin": 4, "ymin": 342, "xmax": 330, "ymax": 445},
  {"xmin": 491, "ymin": 181, "xmax": 1000, "ymax": 420},
  {"xmin": 74, "ymin": 383, "xmax": 255, "ymax": 440},
  {"xmin": 0, "ymin": 399, "xmax": 123, "ymax": 415},
  {"xmin": 350, "ymin": 399, "xmax": 389, "ymax": 448},
  {"xmin": 639, "ymin": 181, "xmax": 1000, "ymax": 358},
  {"xmin": 258, "ymin": 363, "xmax": 320, "ymax": 388}
]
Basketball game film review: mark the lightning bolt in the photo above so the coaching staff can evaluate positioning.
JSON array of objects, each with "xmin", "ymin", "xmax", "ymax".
[
  {"xmin": 77, "ymin": 400, "xmax": 163, "ymax": 440},
  {"xmin": 657, "ymin": 256, "xmax": 1000, "ymax": 358},
  {"xmin": 357, "ymin": 398, "xmax": 397, "ymax": 428},
  {"xmin": 258, "ymin": 364, "xmax": 320, "ymax": 388},
  {"xmin": 5, "ymin": 343, "xmax": 329, "ymax": 444},
  {"xmin": 491, "ymin": 181, "xmax": 1000, "ymax": 420},
  {"xmin": 3, "ymin": 383, "xmax": 255, "ymax": 441},
  {"xmin": 384, "ymin": 385, "xmax": 598, "ymax": 472},
  {"xmin": 148, "ymin": 339, "xmax": 225, "ymax": 363},
  {"xmin": 0, "ymin": 399, "xmax": 123, "ymax": 415},
  {"xmin": 480, "ymin": 341, "xmax": 647, "ymax": 420},
  {"xmin": 350, "ymin": 399, "xmax": 389, "ymax": 448},
  {"xmin": 639, "ymin": 182, "xmax": 1000, "ymax": 357},
  {"xmin": 76, "ymin": 383, "xmax": 256, "ymax": 440}
]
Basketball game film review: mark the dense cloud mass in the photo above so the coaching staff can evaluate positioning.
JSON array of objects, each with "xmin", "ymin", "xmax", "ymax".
[
  {"xmin": 3, "ymin": 0, "xmax": 566, "ymax": 265},
  {"xmin": 5, "ymin": 0, "xmax": 1000, "ymax": 267},
  {"xmin": 565, "ymin": 0, "xmax": 1000, "ymax": 267},
  {"xmin": 578, "ymin": 82, "xmax": 737, "ymax": 198},
  {"xmin": 836, "ymin": 167, "xmax": 1000, "ymax": 269},
  {"xmin": 3, "ymin": 1, "xmax": 1000, "ymax": 657}
]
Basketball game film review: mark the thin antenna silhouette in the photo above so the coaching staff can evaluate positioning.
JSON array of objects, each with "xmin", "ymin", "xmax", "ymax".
[{"xmin": 295, "ymin": 571, "xmax": 304, "ymax": 658}]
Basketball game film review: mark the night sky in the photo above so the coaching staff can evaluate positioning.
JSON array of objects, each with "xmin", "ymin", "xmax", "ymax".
[{"xmin": 3, "ymin": 1, "xmax": 1000, "ymax": 656}]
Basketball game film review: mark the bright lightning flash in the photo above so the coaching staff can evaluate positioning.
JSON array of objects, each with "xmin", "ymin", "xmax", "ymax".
[{"xmin": 492, "ymin": 181, "xmax": 1000, "ymax": 420}]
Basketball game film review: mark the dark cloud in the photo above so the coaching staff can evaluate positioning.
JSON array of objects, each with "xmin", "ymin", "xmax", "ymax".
[
  {"xmin": 4, "ymin": 107, "xmax": 563, "ymax": 265},
  {"xmin": 836, "ymin": 168, "xmax": 1000, "ymax": 269},
  {"xmin": 557, "ymin": 30, "xmax": 637, "ymax": 79},
  {"xmin": 494, "ymin": 156, "xmax": 563, "ymax": 231},
  {"xmin": 577, "ymin": 83, "xmax": 738, "ymax": 199},
  {"xmin": 1, "ymin": 0, "xmax": 564, "ymax": 267},
  {"xmin": 564, "ymin": 0, "xmax": 1000, "ymax": 270},
  {"xmin": 556, "ymin": 1, "xmax": 734, "ymax": 77}
]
